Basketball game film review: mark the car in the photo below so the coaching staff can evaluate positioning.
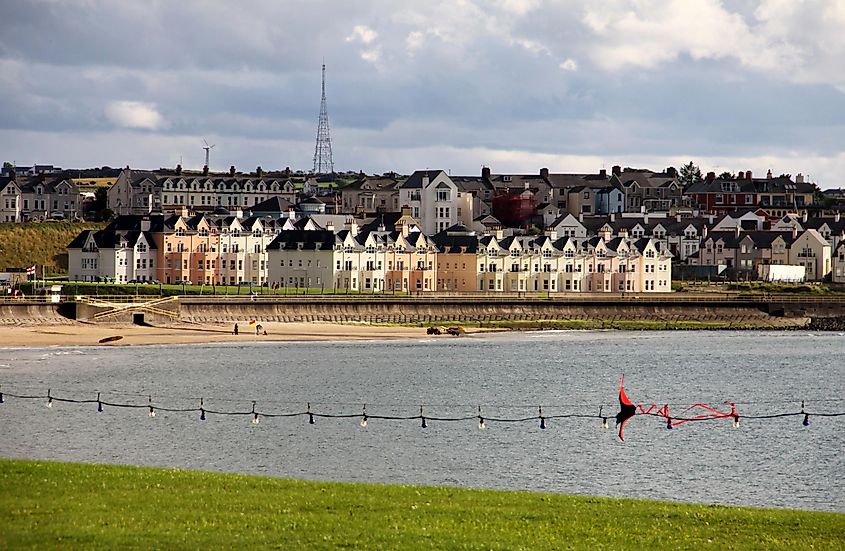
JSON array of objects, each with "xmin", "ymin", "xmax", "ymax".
[{"xmin": 175, "ymin": 280, "xmax": 193, "ymax": 285}]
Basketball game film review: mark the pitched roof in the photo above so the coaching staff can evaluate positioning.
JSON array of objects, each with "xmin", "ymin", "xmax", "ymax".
[{"xmin": 399, "ymin": 170, "xmax": 446, "ymax": 189}]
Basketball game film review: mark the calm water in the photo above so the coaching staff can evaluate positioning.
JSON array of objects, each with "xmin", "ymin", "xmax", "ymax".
[{"xmin": 0, "ymin": 331, "xmax": 842, "ymax": 512}]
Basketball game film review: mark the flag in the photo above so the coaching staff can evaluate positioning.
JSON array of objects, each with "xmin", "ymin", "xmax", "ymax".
[
  {"xmin": 248, "ymin": 319, "xmax": 256, "ymax": 326},
  {"xmin": 26, "ymin": 265, "xmax": 36, "ymax": 275}
]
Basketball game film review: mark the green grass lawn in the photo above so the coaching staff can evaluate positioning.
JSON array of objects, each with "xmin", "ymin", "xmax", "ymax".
[{"xmin": 1, "ymin": 459, "xmax": 842, "ymax": 549}]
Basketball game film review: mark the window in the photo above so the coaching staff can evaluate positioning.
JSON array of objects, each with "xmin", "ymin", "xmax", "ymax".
[{"xmin": 437, "ymin": 189, "xmax": 450, "ymax": 202}]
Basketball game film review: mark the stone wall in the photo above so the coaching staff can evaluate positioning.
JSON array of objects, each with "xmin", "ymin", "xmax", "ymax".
[
  {"xmin": 179, "ymin": 298, "xmax": 808, "ymax": 328},
  {"xmin": 2, "ymin": 296, "xmax": 843, "ymax": 329}
]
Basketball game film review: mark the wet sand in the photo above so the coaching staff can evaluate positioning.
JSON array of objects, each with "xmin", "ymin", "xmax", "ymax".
[{"xmin": 0, "ymin": 322, "xmax": 467, "ymax": 348}]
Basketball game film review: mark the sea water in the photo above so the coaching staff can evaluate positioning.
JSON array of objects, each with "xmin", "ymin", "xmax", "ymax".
[{"xmin": 0, "ymin": 330, "xmax": 842, "ymax": 512}]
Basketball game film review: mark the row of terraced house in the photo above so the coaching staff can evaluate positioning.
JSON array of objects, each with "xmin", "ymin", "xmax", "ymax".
[{"xmin": 67, "ymin": 210, "xmax": 672, "ymax": 293}]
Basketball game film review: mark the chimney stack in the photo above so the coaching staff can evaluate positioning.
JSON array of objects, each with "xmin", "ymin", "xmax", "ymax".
[
  {"xmin": 256, "ymin": 166, "xmax": 263, "ymax": 178},
  {"xmin": 599, "ymin": 168, "xmax": 607, "ymax": 178},
  {"xmin": 612, "ymin": 165, "xmax": 621, "ymax": 177},
  {"xmin": 482, "ymin": 166, "xmax": 491, "ymax": 179},
  {"xmin": 746, "ymin": 171, "xmax": 752, "ymax": 180},
  {"xmin": 175, "ymin": 164, "xmax": 182, "ymax": 175},
  {"xmin": 540, "ymin": 167, "xmax": 549, "ymax": 178},
  {"xmin": 706, "ymin": 172, "xmax": 716, "ymax": 183},
  {"xmin": 203, "ymin": 165, "xmax": 209, "ymax": 176},
  {"xmin": 666, "ymin": 166, "xmax": 677, "ymax": 178},
  {"xmin": 767, "ymin": 169, "xmax": 773, "ymax": 179},
  {"xmin": 229, "ymin": 165, "xmax": 236, "ymax": 177},
  {"xmin": 795, "ymin": 173, "xmax": 804, "ymax": 183}
]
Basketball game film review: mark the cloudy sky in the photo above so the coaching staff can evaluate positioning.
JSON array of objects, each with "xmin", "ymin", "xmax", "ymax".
[{"xmin": 1, "ymin": 0, "xmax": 843, "ymax": 187}]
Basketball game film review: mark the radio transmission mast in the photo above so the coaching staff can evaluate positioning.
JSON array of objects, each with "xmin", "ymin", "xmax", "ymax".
[{"xmin": 312, "ymin": 62, "xmax": 334, "ymax": 174}]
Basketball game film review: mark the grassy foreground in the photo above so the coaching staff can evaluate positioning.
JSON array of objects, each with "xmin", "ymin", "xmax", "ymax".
[{"xmin": 1, "ymin": 460, "xmax": 843, "ymax": 549}]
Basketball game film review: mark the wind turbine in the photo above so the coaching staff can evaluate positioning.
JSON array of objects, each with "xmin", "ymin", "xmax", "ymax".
[{"xmin": 202, "ymin": 139, "xmax": 215, "ymax": 168}]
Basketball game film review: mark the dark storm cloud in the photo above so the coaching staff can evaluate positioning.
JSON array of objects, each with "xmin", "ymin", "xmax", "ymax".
[{"xmin": 0, "ymin": 0, "xmax": 843, "ymax": 186}]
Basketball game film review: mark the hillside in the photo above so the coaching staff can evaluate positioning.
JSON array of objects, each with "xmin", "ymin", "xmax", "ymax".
[{"xmin": 0, "ymin": 222, "xmax": 103, "ymax": 275}]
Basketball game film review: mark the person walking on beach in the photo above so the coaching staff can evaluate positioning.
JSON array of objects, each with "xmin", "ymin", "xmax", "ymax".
[
  {"xmin": 255, "ymin": 323, "xmax": 263, "ymax": 335},
  {"xmin": 233, "ymin": 323, "xmax": 239, "ymax": 335}
]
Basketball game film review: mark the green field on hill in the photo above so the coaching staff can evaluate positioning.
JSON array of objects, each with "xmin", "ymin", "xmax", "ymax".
[
  {"xmin": 0, "ymin": 222, "xmax": 103, "ymax": 275},
  {"xmin": 0, "ymin": 459, "xmax": 842, "ymax": 549}
]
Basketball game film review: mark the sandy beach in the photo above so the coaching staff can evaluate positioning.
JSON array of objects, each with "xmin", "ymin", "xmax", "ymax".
[{"xmin": 0, "ymin": 321, "xmax": 469, "ymax": 348}]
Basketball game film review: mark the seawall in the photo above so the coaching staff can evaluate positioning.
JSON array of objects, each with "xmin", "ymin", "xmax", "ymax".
[
  {"xmin": 177, "ymin": 296, "xmax": 812, "ymax": 328},
  {"xmin": 4, "ymin": 295, "xmax": 845, "ymax": 329}
]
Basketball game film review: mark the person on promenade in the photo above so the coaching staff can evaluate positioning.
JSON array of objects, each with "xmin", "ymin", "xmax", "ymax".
[{"xmin": 233, "ymin": 323, "xmax": 239, "ymax": 335}]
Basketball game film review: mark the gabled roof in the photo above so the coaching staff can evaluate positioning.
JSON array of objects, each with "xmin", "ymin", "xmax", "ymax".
[{"xmin": 399, "ymin": 170, "xmax": 446, "ymax": 189}]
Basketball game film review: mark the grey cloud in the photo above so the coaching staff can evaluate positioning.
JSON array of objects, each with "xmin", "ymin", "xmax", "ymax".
[{"xmin": 0, "ymin": 0, "xmax": 842, "ymax": 188}]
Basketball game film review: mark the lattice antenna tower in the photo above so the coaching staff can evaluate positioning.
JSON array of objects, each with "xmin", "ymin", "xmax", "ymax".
[{"xmin": 312, "ymin": 62, "xmax": 334, "ymax": 174}]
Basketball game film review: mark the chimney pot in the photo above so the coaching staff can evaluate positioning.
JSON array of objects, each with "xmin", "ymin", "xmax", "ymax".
[{"xmin": 767, "ymin": 169, "xmax": 773, "ymax": 179}]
